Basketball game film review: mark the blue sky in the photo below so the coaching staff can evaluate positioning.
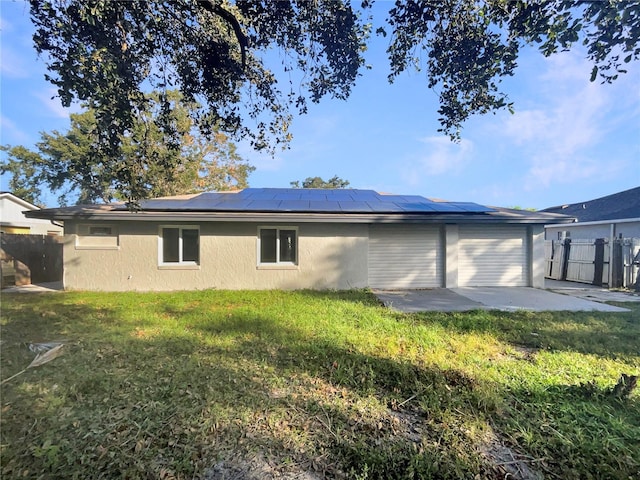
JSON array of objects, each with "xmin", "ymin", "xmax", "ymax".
[{"xmin": 1, "ymin": 0, "xmax": 639, "ymax": 209}]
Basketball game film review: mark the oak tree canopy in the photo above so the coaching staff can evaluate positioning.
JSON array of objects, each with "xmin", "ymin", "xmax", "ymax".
[
  {"xmin": 1, "ymin": 91, "xmax": 253, "ymax": 206},
  {"xmin": 23, "ymin": 0, "xmax": 640, "ymax": 201},
  {"xmin": 290, "ymin": 176, "xmax": 351, "ymax": 189}
]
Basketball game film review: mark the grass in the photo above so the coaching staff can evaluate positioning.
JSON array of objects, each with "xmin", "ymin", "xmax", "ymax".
[{"xmin": 1, "ymin": 289, "xmax": 638, "ymax": 479}]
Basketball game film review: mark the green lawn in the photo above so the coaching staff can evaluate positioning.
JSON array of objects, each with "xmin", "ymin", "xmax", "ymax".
[{"xmin": 1, "ymin": 290, "xmax": 638, "ymax": 479}]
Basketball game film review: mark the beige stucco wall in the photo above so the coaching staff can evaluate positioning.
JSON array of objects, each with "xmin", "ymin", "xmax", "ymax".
[
  {"xmin": 63, "ymin": 221, "xmax": 369, "ymax": 291},
  {"xmin": 62, "ymin": 219, "xmax": 549, "ymax": 291}
]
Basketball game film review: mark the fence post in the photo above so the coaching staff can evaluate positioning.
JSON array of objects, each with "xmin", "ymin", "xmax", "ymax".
[
  {"xmin": 593, "ymin": 238, "xmax": 605, "ymax": 286},
  {"xmin": 560, "ymin": 238, "xmax": 571, "ymax": 281},
  {"xmin": 611, "ymin": 238, "xmax": 623, "ymax": 289}
]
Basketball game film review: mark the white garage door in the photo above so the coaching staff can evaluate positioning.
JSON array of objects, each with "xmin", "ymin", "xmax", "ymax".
[
  {"xmin": 459, "ymin": 225, "xmax": 529, "ymax": 286},
  {"xmin": 368, "ymin": 225, "xmax": 443, "ymax": 289}
]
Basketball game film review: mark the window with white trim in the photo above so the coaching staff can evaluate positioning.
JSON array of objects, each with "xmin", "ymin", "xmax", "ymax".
[
  {"xmin": 159, "ymin": 226, "xmax": 199, "ymax": 266},
  {"xmin": 258, "ymin": 227, "xmax": 297, "ymax": 265}
]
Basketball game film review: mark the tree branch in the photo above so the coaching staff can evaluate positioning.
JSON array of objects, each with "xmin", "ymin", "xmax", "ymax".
[{"xmin": 198, "ymin": 1, "xmax": 248, "ymax": 67}]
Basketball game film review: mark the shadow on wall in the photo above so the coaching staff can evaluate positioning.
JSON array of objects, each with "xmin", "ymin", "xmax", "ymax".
[{"xmin": 280, "ymin": 227, "xmax": 369, "ymax": 291}]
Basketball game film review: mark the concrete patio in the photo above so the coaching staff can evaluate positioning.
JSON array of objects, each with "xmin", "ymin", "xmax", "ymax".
[{"xmin": 374, "ymin": 280, "xmax": 638, "ymax": 313}]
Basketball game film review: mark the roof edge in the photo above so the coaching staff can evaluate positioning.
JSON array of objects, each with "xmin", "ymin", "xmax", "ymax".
[
  {"xmin": 545, "ymin": 217, "xmax": 640, "ymax": 228},
  {"xmin": 25, "ymin": 209, "xmax": 576, "ymax": 225}
]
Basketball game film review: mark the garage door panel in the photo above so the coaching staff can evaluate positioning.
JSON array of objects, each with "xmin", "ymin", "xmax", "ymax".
[
  {"xmin": 459, "ymin": 226, "xmax": 529, "ymax": 286},
  {"xmin": 369, "ymin": 225, "xmax": 443, "ymax": 289}
]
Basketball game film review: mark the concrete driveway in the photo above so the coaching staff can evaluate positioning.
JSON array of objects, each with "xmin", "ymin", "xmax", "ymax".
[{"xmin": 374, "ymin": 283, "xmax": 637, "ymax": 313}]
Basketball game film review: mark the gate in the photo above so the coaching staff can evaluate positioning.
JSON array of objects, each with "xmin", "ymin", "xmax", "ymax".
[{"xmin": 0, "ymin": 233, "xmax": 63, "ymax": 287}]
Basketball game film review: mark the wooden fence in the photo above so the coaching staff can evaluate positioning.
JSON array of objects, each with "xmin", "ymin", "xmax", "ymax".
[
  {"xmin": 545, "ymin": 237, "xmax": 640, "ymax": 289},
  {"xmin": 1, "ymin": 233, "xmax": 63, "ymax": 287}
]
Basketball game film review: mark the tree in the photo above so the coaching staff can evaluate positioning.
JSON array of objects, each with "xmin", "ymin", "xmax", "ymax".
[
  {"xmin": 290, "ymin": 176, "xmax": 350, "ymax": 189},
  {"xmin": 25, "ymin": 1, "xmax": 640, "ymax": 199},
  {"xmin": 0, "ymin": 146, "xmax": 45, "ymax": 207},
  {"xmin": 0, "ymin": 91, "xmax": 254, "ymax": 206},
  {"xmin": 384, "ymin": 1, "xmax": 640, "ymax": 138}
]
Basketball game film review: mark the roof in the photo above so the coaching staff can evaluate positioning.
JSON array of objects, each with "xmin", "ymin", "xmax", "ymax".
[
  {"xmin": 137, "ymin": 188, "xmax": 495, "ymax": 213},
  {"xmin": 541, "ymin": 186, "xmax": 640, "ymax": 222},
  {"xmin": 25, "ymin": 188, "xmax": 574, "ymax": 225},
  {"xmin": 0, "ymin": 192, "xmax": 41, "ymax": 211}
]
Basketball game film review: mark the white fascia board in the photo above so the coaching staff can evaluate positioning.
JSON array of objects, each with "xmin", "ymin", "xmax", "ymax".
[{"xmin": 545, "ymin": 217, "xmax": 640, "ymax": 229}]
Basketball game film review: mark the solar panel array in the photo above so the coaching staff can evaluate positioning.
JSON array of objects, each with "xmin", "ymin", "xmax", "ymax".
[{"xmin": 137, "ymin": 188, "xmax": 495, "ymax": 214}]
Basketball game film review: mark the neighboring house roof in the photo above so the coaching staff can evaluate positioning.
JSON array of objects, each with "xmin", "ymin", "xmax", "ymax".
[
  {"xmin": 0, "ymin": 192, "xmax": 64, "ymax": 234},
  {"xmin": 540, "ymin": 186, "xmax": 640, "ymax": 222},
  {"xmin": 25, "ymin": 188, "xmax": 574, "ymax": 225},
  {"xmin": 0, "ymin": 192, "xmax": 40, "ymax": 212}
]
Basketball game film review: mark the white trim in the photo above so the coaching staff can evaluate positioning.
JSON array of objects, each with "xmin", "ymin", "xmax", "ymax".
[
  {"xmin": 158, "ymin": 225, "xmax": 200, "ymax": 267},
  {"xmin": 545, "ymin": 217, "xmax": 640, "ymax": 229},
  {"xmin": 0, "ymin": 192, "xmax": 40, "ymax": 211},
  {"xmin": 256, "ymin": 226, "xmax": 298, "ymax": 267}
]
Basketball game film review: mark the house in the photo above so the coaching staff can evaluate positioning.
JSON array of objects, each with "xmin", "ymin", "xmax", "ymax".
[
  {"xmin": 541, "ymin": 187, "xmax": 640, "ymax": 288},
  {"xmin": 542, "ymin": 186, "xmax": 640, "ymax": 240},
  {"xmin": 0, "ymin": 192, "xmax": 63, "ymax": 235},
  {"xmin": 1, "ymin": 193, "xmax": 64, "ymax": 287},
  {"xmin": 25, "ymin": 188, "xmax": 573, "ymax": 292}
]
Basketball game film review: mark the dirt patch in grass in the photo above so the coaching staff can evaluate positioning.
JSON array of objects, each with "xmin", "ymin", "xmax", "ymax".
[
  {"xmin": 203, "ymin": 453, "xmax": 323, "ymax": 480},
  {"xmin": 480, "ymin": 431, "xmax": 545, "ymax": 480}
]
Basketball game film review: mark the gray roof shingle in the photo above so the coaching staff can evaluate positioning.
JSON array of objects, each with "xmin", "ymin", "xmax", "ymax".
[{"xmin": 541, "ymin": 187, "xmax": 640, "ymax": 222}]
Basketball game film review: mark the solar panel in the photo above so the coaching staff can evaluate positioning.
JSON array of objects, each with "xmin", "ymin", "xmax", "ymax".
[
  {"xmin": 138, "ymin": 188, "xmax": 495, "ymax": 215},
  {"xmin": 309, "ymin": 200, "xmax": 341, "ymax": 211},
  {"xmin": 371, "ymin": 202, "xmax": 409, "ymax": 212},
  {"xmin": 338, "ymin": 201, "xmax": 374, "ymax": 212},
  {"xmin": 447, "ymin": 202, "xmax": 495, "ymax": 213},
  {"xmin": 279, "ymin": 200, "xmax": 311, "ymax": 211},
  {"xmin": 398, "ymin": 202, "xmax": 438, "ymax": 212},
  {"xmin": 248, "ymin": 200, "xmax": 281, "ymax": 210},
  {"xmin": 244, "ymin": 191, "xmax": 277, "ymax": 200}
]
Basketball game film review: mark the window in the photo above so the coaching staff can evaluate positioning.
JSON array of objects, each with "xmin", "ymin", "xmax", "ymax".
[
  {"xmin": 258, "ymin": 227, "xmax": 297, "ymax": 266},
  {"xmin": 89, "ymin": 226, "xmax": 112, "ymax": 236},
  {"xmin": 159, "ymin": 226, "xmax": 199, "ymax": 266},
  {"xmin": 76, "ymin": 224, "xmax": 119, "ymax": 249}
]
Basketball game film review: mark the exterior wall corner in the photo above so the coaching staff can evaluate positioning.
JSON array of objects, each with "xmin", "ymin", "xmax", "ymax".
[
  {"xmin": 445, "ymin": 224, "xmax": 459, "ymax": 288},
  {"xmin": 530, "ymin": 225, "xmax": 546, "ymax": 288}
]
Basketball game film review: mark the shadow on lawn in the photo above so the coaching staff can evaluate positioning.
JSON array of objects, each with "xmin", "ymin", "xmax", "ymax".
[
  {"xmin": 2, "ymin": 291, "xmax": 638, "ymax": 479},
  {"xmin": 0, "ymin": 300, "xmax": 500, "ymax": 479},
  {"xmin": 494, "ymin": 382, "xmax": 640, "ymax": 478}
]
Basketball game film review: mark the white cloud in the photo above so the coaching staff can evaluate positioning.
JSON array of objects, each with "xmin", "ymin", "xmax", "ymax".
[
  {"xmin": 402, "ymin": 136, "xmax": 473, "ymax": 185},
  {"xmin": 1, "ymin": 46, "xmax": 30, "ymax": 78},
  {"xmin": 236, "ymin": 140, "xmax": 285, "ymax": 173},
  {"xmin": 0, "ymin": 114, "xmax": 31, "ymax": 144},
  {"xmin": 34, "ymin": 88, "xmax": 82, "ymax": 119},
  {"xmin": 496, "ymin": 50, "xmax": 636, "ymax": 191}
]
